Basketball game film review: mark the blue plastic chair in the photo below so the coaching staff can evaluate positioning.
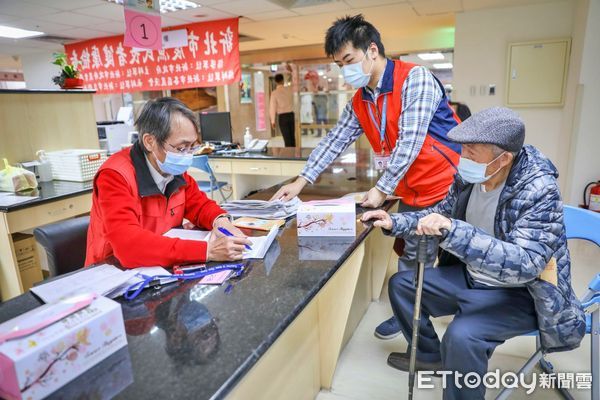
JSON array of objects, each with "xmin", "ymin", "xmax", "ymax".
[
  {"xmin": 190, "ymin": 155, "xmax": 227, "ymax": 202},
  {"xmin": 497, "ymin": 205, "xmax": 600, "ymax": 399}
]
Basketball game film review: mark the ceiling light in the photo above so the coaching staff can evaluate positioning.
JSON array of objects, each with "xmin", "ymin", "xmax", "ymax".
[
  {"xmin": 433, "ymin": 63, "xmax": 453, "ymax": 69},
  {"xmin": 418, "ymin": 52, "xmax": 444, "ymax": 61},
  {"xmin": 104, "ymin": 0, "xmax": 200, "ymax": 14},
  {"xmin": 0, "ymin": 25, "xmax": 44, "ymax": 39},
  {"xmin": 317, "ymin": 70, "xmax": 324, "ymax": 76}
]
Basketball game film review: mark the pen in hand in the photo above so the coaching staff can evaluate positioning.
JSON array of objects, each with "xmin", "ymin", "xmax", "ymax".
[{"xmin": 217, "ymin": 227, "xmax": 252, "ymax": 250}]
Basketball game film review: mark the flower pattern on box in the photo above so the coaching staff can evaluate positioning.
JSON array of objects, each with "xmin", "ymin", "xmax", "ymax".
[{"xmin": 20, "ymin": 328, "xmax": 90, "ymax": 394}]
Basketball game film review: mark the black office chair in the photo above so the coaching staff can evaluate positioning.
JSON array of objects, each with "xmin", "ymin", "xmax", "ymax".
[{"xmin": 33, "ymin": 216, "xmax": 90, "ymax": 277}]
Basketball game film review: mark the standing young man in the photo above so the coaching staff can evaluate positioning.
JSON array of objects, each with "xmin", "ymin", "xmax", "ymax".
[{"xmin": 271, "ymin": 14, "xmax": 461, "ymax": 339}]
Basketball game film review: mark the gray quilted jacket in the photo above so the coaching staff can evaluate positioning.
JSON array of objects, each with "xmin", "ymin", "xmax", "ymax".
[{"xmin": 388, "ymin": 144, "xmax": 586, "ymax": 353}]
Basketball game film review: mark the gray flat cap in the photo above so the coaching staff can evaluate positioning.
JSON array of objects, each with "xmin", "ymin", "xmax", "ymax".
[{"xmin": 447, "ymin": 107, "xmax": 525, "ymax": 152}]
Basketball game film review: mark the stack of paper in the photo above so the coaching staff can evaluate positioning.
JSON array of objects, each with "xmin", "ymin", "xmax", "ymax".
[
  {"xmin": 30, "ymin": 264, "xmax": 135, "ymax": 303},
  {"xmin": 30, "ymin": 265, "xmax": 176, "ymax": 303},
  {"xmin": 163, "ymin": 226, "xmax": 279, "ymax": 259},
  {"xmin": 219, "ymin": 197, "xmax": 301, "ymax": 219}
]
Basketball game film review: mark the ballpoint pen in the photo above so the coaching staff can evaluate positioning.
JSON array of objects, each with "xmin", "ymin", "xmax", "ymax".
[{"xmin": 217, "ymin": 227, "xmax": 252, "ymax": 250}]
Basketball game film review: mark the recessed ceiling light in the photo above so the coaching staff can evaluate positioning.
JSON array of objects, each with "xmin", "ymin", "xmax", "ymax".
[
  {"xmin": 433, "ymin": 63, "xmax": 453, "ymax": 69},
  {"xmin": 104, "ymin": 0, "xmax": 200, "ymax": 14},
  {"xmin": 0, "ymin": 25, "xmax": 44, "ymax": 39},
  {"xmin": 418, "ymin": 52, "xmax": 444, "ymax": 61}
]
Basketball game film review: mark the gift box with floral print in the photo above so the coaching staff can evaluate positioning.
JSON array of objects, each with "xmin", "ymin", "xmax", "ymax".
[
  {"xmin": 297, "ymin": 199, "xmax": 356, "ymax": 237},
  {"xmin": 0, "ymin": 296, "xmax": 127, "ymax": 400}
]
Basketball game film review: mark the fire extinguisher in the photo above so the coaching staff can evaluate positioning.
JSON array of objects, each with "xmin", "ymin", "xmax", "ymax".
[{"xmin": 584, "ymin": 181, "xmax": 600, "ymax": 212}]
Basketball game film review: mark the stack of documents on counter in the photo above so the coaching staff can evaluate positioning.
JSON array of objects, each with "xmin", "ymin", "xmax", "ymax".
[
  {"xmin": 30, "ymin": 264, "xmax": 174, "ymax": 303},
  {"xmin": 220, "ymin": 197, "xmax": 301, "ymax": 219}
]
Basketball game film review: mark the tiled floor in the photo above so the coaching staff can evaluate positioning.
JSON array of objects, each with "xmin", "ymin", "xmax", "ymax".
[{"xmin": 316, "ymin": 239, "xmax": 599, "ymax": 399}]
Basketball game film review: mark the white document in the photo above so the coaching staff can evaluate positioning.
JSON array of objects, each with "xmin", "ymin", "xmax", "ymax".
[
  {"xmin": 164, "ymin": 228, "xmax": 211, "ymax": 241},
  {"xmin": 106, "ymin": 266, "xmax": 176, "ymax": 298},
  {"xmin": 30, "ymin": 264, "xmax": 137, "ymax": 304},
  {"xmin": 243, "ymin": 226, "xmax": 279, "ymax": 259},
  {"xmin": 0, "ymin": 192, "xmax": 39, "ymax": 207},
  {"xmin": 164, "ymin": 226, "xmax": 278, "ymax": 259}
]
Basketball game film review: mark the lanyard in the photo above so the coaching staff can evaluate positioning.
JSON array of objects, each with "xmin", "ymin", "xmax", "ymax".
[
  {"xmin": 366, "ymin": 94, "xmax": 388, "ymax": 154},
  {"xmin": 123, "ymin": 264, "xmax": 245, "ymax": 301}
]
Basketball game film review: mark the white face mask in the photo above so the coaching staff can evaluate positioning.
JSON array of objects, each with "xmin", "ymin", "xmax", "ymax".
[
  {"xmin": 457, "ymin": 152, "xmax": 506, "ymax": 184},
  {"xmin": 341, "ymin": 50, "xmax": 375, "ymax": 89}
]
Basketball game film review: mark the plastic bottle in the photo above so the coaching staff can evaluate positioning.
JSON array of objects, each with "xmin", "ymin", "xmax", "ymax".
[
  {"xmin": 36, "ymin": 150, "xmax": 53, "ymax": 182},
  {"xmin": 243, "ymin": 127, "xmax": 253, "ymax": 149}
]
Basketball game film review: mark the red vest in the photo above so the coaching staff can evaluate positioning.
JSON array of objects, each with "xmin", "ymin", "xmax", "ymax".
[{"xmin": 352, "ymin": 60, "xmax": 461, "ymax": 207}]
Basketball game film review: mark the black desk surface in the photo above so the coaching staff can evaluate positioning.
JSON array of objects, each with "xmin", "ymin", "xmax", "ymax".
[{"xmin": 0, "ymin": 150, "xmax": 391, "ymax": 400}]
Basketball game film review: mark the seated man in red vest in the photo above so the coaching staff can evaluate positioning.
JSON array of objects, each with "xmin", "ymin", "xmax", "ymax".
[
  {"xmin": 271, "ymin": 14, "xmax": 461, "ymax": 339},
  {"xmin": 85, "ymin": 97, "xmax": 251, "ymax": 268}
]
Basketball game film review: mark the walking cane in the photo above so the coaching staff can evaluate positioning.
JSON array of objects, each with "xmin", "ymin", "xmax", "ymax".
[
  {"xmin": 407, "ymin": 235, "xmax": 428, "ymax": 400},
  {"xmin": 408, "ymin": 232, "xmax": 440, "ymax": 400}
]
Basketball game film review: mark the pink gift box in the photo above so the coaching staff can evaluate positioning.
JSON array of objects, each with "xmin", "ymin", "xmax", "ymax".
[
  {"xmin": 0, "ymin": 296, "xmax": 127, "ymax": 400},
  {"xmin": 297, "ymin": 200, "xmax": 356, "ymax": 237}
]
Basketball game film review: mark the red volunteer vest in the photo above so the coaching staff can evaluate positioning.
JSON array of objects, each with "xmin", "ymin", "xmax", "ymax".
[{"xmin": 352, "ymin": 60, "xmax": 461, "ymax": 207}]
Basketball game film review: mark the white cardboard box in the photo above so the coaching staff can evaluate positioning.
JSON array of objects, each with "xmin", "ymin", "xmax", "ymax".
[
  {"xmin": 297, "ymin": 200, "xmax": 356, "ymax": 237},
  {"xmin": 0, "ymin": 296, "xmax": 127, "ymax": 400}
]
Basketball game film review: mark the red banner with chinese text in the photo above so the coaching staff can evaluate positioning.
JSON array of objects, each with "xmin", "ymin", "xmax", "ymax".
[{"xmin": 64, "ymin": 18, "xmax": 240, "ymax": 94}]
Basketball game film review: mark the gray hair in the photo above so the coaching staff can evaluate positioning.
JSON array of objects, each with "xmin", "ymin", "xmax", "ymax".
[
  {"xmin": 135, "ymin": 97, "xmax": 199, "ymax": 153},
  {"xmin": 490, "ymin": 144, "xmax": 518, "ymax": 159}
]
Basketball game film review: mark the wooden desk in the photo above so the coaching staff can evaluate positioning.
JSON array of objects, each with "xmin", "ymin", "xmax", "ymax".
[
  {"xmin": 0, "ymin": 181, "xmax": 92, "ymax": 300},
  {"xmin": 203, "ymin": 147, "xmax": 312, "ymax": 200}
]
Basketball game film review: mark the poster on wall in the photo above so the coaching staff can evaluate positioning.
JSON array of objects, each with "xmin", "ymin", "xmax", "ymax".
[
  {"xmin": 240, "ymin": 72, "xmax": 252, "ymax": 104},
  {"xmin": 64, "ymin": 18, "xmax": 240, "ymax": 94},
  {"xmin": 254, "ymin": 71, "xmax": 266, "ymax": 132}
]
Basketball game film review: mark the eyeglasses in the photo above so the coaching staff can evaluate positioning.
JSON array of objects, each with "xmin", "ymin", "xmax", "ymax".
[{"xmin": 163, "ymin": 141, "xmax": 201, "ymax": 155}]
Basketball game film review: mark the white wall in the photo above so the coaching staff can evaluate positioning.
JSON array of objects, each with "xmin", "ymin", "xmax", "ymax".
[
  {"xmin": 452, "ymin": 1, "xmax": 582, "ymax": 199},
  {"xmin": 564, "ymin": 0, "xmax": 600, "ymax": 206},
  {"xmin": 21, "ymin": 51, "xmax": 61, "ymax": 90}
]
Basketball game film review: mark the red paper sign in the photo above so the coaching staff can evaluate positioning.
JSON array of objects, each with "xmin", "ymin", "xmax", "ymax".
[
  {"xmin": 64, "ymin": 18, "xmax": 240, "ymax": 94},
  {"xmin": 123, "ymin": 8, "xmax": 162, "ymax": 50}
]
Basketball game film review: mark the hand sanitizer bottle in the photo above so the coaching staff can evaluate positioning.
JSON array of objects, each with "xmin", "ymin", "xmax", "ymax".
[
  {"xmin": 36, "ymin": 150, "xmax": 53, "ymax": 182},
  {"xmin": 243, "ymin": 127, "xmax": 253, "ymax": 149}
]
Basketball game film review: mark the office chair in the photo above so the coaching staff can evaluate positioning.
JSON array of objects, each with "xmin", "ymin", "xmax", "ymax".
[
  {"xmin": 33, "ymin": 216, "xmax": 90, "ymax": 277},
  {"xmin": 496, "ymin": 205, "xmax": 600, "ymax": 399},
  {"xmin": 190, "ymin": 155, "xmax": 228, "ymax": 202}
]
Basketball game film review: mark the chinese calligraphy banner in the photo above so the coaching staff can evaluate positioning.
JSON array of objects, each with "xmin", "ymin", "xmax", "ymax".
[{"xmin": 64, "ymin": 18, "xmax": 240, "ymax": 94}]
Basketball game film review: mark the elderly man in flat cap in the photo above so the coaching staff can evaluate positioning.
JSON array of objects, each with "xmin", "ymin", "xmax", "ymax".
[{"xmin": 363, "ymin": 107, "xmax": 585, "ymax": 399}]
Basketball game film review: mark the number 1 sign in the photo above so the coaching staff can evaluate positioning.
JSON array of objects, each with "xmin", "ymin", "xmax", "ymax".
[{"xmin": 124, "ymin": 8, "xmax": 162, "ymax": 50}]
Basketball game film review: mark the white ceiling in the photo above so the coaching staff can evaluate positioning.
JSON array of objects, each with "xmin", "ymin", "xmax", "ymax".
[{"xmin": 0, "ymin": 0, "xmax": 561, "ymax": 69}]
